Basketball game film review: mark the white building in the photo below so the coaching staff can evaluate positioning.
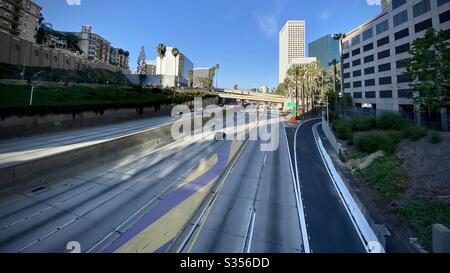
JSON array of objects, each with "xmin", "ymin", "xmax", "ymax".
[
  {"xmin": 260, "ymin": 86, "xmax": 269, "ymax": 93},
  {"xmin": 279, "ymin": 20, "xmax": 306, "ymax": 83},
  {"xmin": 156, "ymin": 46, "xmax": 194, "ymax": 87},
  {"xmin": 342, "ymin": 0, "xmax": 450, "ymax": 112},
  {"xmin": 145, "ymin": 59, "xmax": 157, "ymax": 75},
  {"xmin": 193, "ymin": 67, "xmax": 212, "ymax": 88}
]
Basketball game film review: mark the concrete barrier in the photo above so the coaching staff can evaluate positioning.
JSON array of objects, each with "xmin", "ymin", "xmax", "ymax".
[{"xmin": 433, "ymin": 224, "xmax": 450, "ymax": 253}]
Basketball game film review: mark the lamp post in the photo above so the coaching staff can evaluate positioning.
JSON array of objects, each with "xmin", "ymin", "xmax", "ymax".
[{"xmin": 29, "ymin": 71, "xmax": 45, "ymax": 106}]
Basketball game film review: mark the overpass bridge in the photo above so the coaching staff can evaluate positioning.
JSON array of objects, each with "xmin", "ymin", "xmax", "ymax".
[{"xmin": 218, "ymin": 89, "xmax": 292, "ymax": 109}]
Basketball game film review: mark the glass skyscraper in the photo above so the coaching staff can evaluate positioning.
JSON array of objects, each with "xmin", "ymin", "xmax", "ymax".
[{"xmin": 308, "ymin": 34, "xmax": 340, "ymax": 70}]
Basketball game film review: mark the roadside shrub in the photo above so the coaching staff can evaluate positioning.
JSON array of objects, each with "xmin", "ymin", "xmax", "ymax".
[
  {"xmin": 386, "ymin": 130, "xmax": 404, "ymax": 144},
  {"xmin": 403, "ymin": 125, "xmax": 428, "ymax": 141},
  {"xmin": 358, "ymin": 155, "xmax": 408, "ymax": 199},
  {"xmin": 350, "ymin": 117, "xmax": 377, "ymax": 131},
  {"xmin": 430, "ymin": 131, "xmax": 441, "ymax": 144},
  {"xmin": 348, "ymin": 150, "xmax": 369, "ymax": 160},
  {"xmin": 377, "ymin": 112, "xmax": 407, "ymax": 130},
  {"xmin": 332, "ymin": 119, "xmax": 353, "ymax": 140},
  {"xmin": 353, "ymin": 131, "xmax": 395, "ymax": 154},
  {"xmin": 396, "ymin": 200, "xmax": 450, "ymax": 251}
]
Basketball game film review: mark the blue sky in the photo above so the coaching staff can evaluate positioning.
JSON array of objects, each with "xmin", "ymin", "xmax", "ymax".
[{"xmin": 34, "ymin": 0, "xmax": 382, "ymax": 89}]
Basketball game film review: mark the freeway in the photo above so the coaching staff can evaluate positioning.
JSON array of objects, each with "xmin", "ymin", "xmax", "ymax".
[
  {"xmin": 179, "ymin": 118, "xmax": 304, "ymax": 253},
  {"xmin": 286, "ymin": 119, "xmax": 366, "ymax": 253},
  {"xmin": 0, "ymin": 115, "xmax": 178, "ymax": 168}
]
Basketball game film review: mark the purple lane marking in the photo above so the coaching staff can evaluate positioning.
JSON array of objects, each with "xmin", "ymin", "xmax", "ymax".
[{"xmin": 104, "ymin": 142, "xmax": 232, "ymax": 253}]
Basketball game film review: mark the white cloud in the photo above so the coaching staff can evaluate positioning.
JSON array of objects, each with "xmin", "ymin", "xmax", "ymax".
[
  {"xmin": 66, "ymin": 0, "xmax": 81, "ymax": 6},
  {"xmin": 366, "ymin": 0, "xmax": 381, "ymax": 6},
  {"xmin": 257, "ymin": 15, "xmax": 278, "ymax": 37}
]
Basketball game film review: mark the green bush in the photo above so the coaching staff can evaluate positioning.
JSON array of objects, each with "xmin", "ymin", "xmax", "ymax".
[
  {"xmin": 332, "ymin": 119, "xmax": 353, "ymax": 140},
  {"xmin": 397, "ymin": 200, "xmax": 450, "ymax": 251},
  {"xmin": 386, "ymin": 130, "xmax": 404, "ymax": 144},
  {"xmin": 347, "ymin": 150, "xmax": 369, "ymax": 160},
  {"xmin": 358, "ymin": 155, "xmax": 408, "ymax": 199},
  {"xmin": 353, "ymin": 131, "xmax": 395, "ymax": 153},
  {"xmin": 430, "ymin": 131, "xmax": 441, "ymax": 144},
  {"xmin": 377, "ymin": 112, "xmax": 407, "ymax": 130},
  {"xmin": 403, "ymin": 125, "xmax": 428, "ymax": 141},
  {"xmin": 350, "ymin": 117, "xmax": 377, "ymax": 131}
]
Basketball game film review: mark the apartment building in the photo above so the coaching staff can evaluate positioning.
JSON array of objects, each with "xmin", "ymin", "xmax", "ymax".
[
  {"xmin": 279, "ymin": 20, "xmax": 306, "ymax": 83},
  {"xmin": 156, "ymin": 46, "xmax": 194, "ymax": 87},
  {"xmin": 109, "ymin": 47, "xmax": 129, "ymax": 70},
  {"xmin": 145, "ymin": 59, "xmax": 157, "ymax": 75},
  {"xmin": 342, "ymin": 0, "xmax": 450, "ymax": 112},
  {"xmin": 0, "ymin": 0, "xmax": 41, "ymax": 42}
]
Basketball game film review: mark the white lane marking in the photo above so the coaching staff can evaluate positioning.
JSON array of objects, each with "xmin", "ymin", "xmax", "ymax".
[
  {"xmin": 312, "ymin": 123, "xmax": 384, "ymax": 253},
  {"xmin": 244, "ymin": 207, "xmax": 256, "ymax": 253},
  {"xmin": 285, "ymin": 121, "xmax": 311, "ymax": 253}
]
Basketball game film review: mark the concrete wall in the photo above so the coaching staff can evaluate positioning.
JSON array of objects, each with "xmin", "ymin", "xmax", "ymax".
[
  {"xmin": 0, "ymin": 31, "xmax": 118, "ymax": 72},
  {"xmin": 0, "ymin": 97, "xmax": 219, "ymax": 139}
]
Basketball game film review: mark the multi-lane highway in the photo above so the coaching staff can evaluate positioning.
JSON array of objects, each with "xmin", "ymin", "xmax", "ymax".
[
  {"xmin": 0, "ymin": 115, "xmax": 178, "ymax": 168},
  {"xmin": 179, "ymin": 120, "xmax": 303, "ymax": 253}
]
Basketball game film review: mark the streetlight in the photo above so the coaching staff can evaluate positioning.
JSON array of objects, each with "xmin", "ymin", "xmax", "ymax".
[{"xmin": 29, "ymin": 70, "xmax": 45, "ymax": 106}]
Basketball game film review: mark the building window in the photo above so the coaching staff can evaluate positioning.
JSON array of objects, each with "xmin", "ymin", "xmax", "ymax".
[
  {"xmin": 364, "ymin": 54, "xmax": 374, "ymax": 63},
  {"xmin": 344, "ymin": 72, "xmax": 351, "ymax": 79},
  {"xmin": 353, "ymin": 81, "xmax": 362, "ymax": 88},
  {"xmin": 363, "ymin": 43, "xmax": 374, "ymax": 52},
  {"xmin": 45, "ymin": 53, "xmax": 49, "ymax": 59},
  {"xmin": 365, "ymin": 91, "xmax": 376, "ymax": 98},
  {"xmin": 379, "ymin": 76, "xmax": 392, "ymax": 85},
  {"xmin": 396, "ymin": 58, "xmax": 410, "ymax": 68},
  {"xmin": 380, "ymin": 90, "xmax": 393, "ymax": 98},
  {"xmin": 54, "ymin": 56, "xmax": 58, "ymax": 62},
  {"xmin": 397, "ymin": 74, "xmax": 410, "ymax": 83},
  {"xmin": 376, "ymin": 20, "xmax": 389, "ymax": 35},
  {"xmin": 353, "ymin": 92, "xmax": 363, "ymax": 98},
  {"xmin": 394, "ymin": 10, "xmax": 409, "ymax": 27},
  {"xmin": 395, "ymin": 28, "xmax": 409, "ymax": 40},
  {"xmin": 352, "ymin": 59, "xmax": 361, "ymax": 67},
  {"xmin": 377, "ymin": 36, "xmax": 390, "ymax": 47},
  {"xmin": 438, "ymin": 0, "xmax": 450, "ymax": 6},
  {"xmin": 398, "ymin": 89, "xmax": 412, "ymax": 98},
  {"xmin": 440, "ymin": 10, "xmax": 450, "ymax": 23},
  {"xmin": 343, "ymin": 40, "xmax": 350, "ymax": 50},
  {"xmin": 344, "ymin": 82, "xmax": 351, "ymax": 89},
  {"xmin": 413, "ymin": 0, "xmax": 431, "ymax": 18},
  {"xmin": 378, "ymin": 63, "xmax": 391, "ymax": 72},
  {"xmin": 396, "ymin": 43, "xmax": 410, "ymax": 54},
  {"xmin": 353, "ymin": 70, "xmax": 362, "ymax": 77},
  {"xmin": 365, "ymin": 67, "xmax": 375, "ymax": 75},
  {"xmin": 34, "ymin": 50, "xmax": 39, "ymax": 57},
  {"xmin": 343, "ymin": 62, "xmax": 350, "ymax": 69},
  {"xmin": 352, "ymin": 35, "xmax": 361, "ymax": 46},
  {"xmin": 392, "ymin": 0, "xmax": 407, "ymax": 9},
  {"xmin": 352, "ymin": 48, "xmax": 361, "ymax": 56},
  {"xmin": 378, "ymin": 49, "xmax": 390, "ymax": 59},
  {"xmin": 363, "ymin": 28, "xmax": 373, "ymax": 41},
  {"xmin": 415, "ymin": 18, "xmax": 433, "ymax": 33},
  {"xmin": 343, "ymin": 52, "xmax": 350, "ymax": 59},
  {"xmin": 365, "ymin": 79, "xmax": 376, "ymax": 86}
]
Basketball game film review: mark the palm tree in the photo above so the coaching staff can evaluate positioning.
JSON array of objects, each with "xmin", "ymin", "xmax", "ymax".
[
  {"xmin": 156, "ymin": 43, "xmax": 167, "ymax": 75},
  {"xmin": 287, "ymin": 65, "xmax": 306, "ymax": 119},
  {"xmin": 188, "ymin": 69, "xmax": 194, "ymax": 88},
  {"xmin": 334, "ymin": 33, "xmax": 347, "ymax": 116},
  {"xmin": 171, "ymin": 47, "xmax": 180, "ymax": 101},
  {"xmin": 35, "ymin": 13, "xmax": 53, "ymax": 45},
  {"xmin": 208, "ymin": 66, "xmax": 217, "ymax": 91},
  {"xmin": 283, "ymin": 77, "xmax": 293, "ymax": 99},
  {"xmin": 328, "ymin": 58, "xmax": 339, "ymax": 112}
]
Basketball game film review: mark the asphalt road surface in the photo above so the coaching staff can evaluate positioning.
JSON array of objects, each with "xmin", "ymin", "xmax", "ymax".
[
  {"xmin": 181, "ymin": 119, "xmax": 304, "ymax": 253},
  {"xmin": 286, "ymin": 119, "xmax": 366, "ymax": 253}
]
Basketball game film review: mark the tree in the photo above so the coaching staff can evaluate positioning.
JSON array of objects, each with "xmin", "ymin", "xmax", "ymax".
[
  {"xmin": 334, "ymin": 33, "xmax": 347, "ymax": 115},
  {"xmin": 171, "ymin": 48, "xmax": 180, "ymax": 101},
  {"xmin": 188, "ymin": 69, "xmax": 194, "ymax": 88},
  {"xmin": 288, "ymin": 65, "xmax": 306, "ymax": 119},
  {"xmin": 64, "ymin": 32, "xmax": 82, "ymax": 54},
  {"xmin": 137, "ymin": 46, "xmax": 147, "ymax": 88},
  {"xmin": 328, "ymin": 59, "xmax": 340, "ymax": 112},
  {"xmin": 35, "ymin": 13, "xmax": 53, "ymax": 45},
  {"xmin": 406, "ymin": 28, "xmax": 450, "ymax": 118},
  {"xmin": 156, "ymin": 43, "xmax": 167, "ymax": 75}
]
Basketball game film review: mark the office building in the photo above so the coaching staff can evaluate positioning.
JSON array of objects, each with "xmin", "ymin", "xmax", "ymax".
[
  {"xmin": 341, "ymin": 0, "xmax": 450, "ymax": 112},
  {"xmin": 308, "ymin": 34, "xmax": 340, "ymax": 70},
  {"xmin": 0, "ymin": 0, "xmax": 42, "ymax": 42},
  {"xmin": 156, "ymin": 46, "xmax": 194, "ymax": 87},
  {"xmin": 279, "ymin": 20, "xmax": 306, "ymax": 83}
]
